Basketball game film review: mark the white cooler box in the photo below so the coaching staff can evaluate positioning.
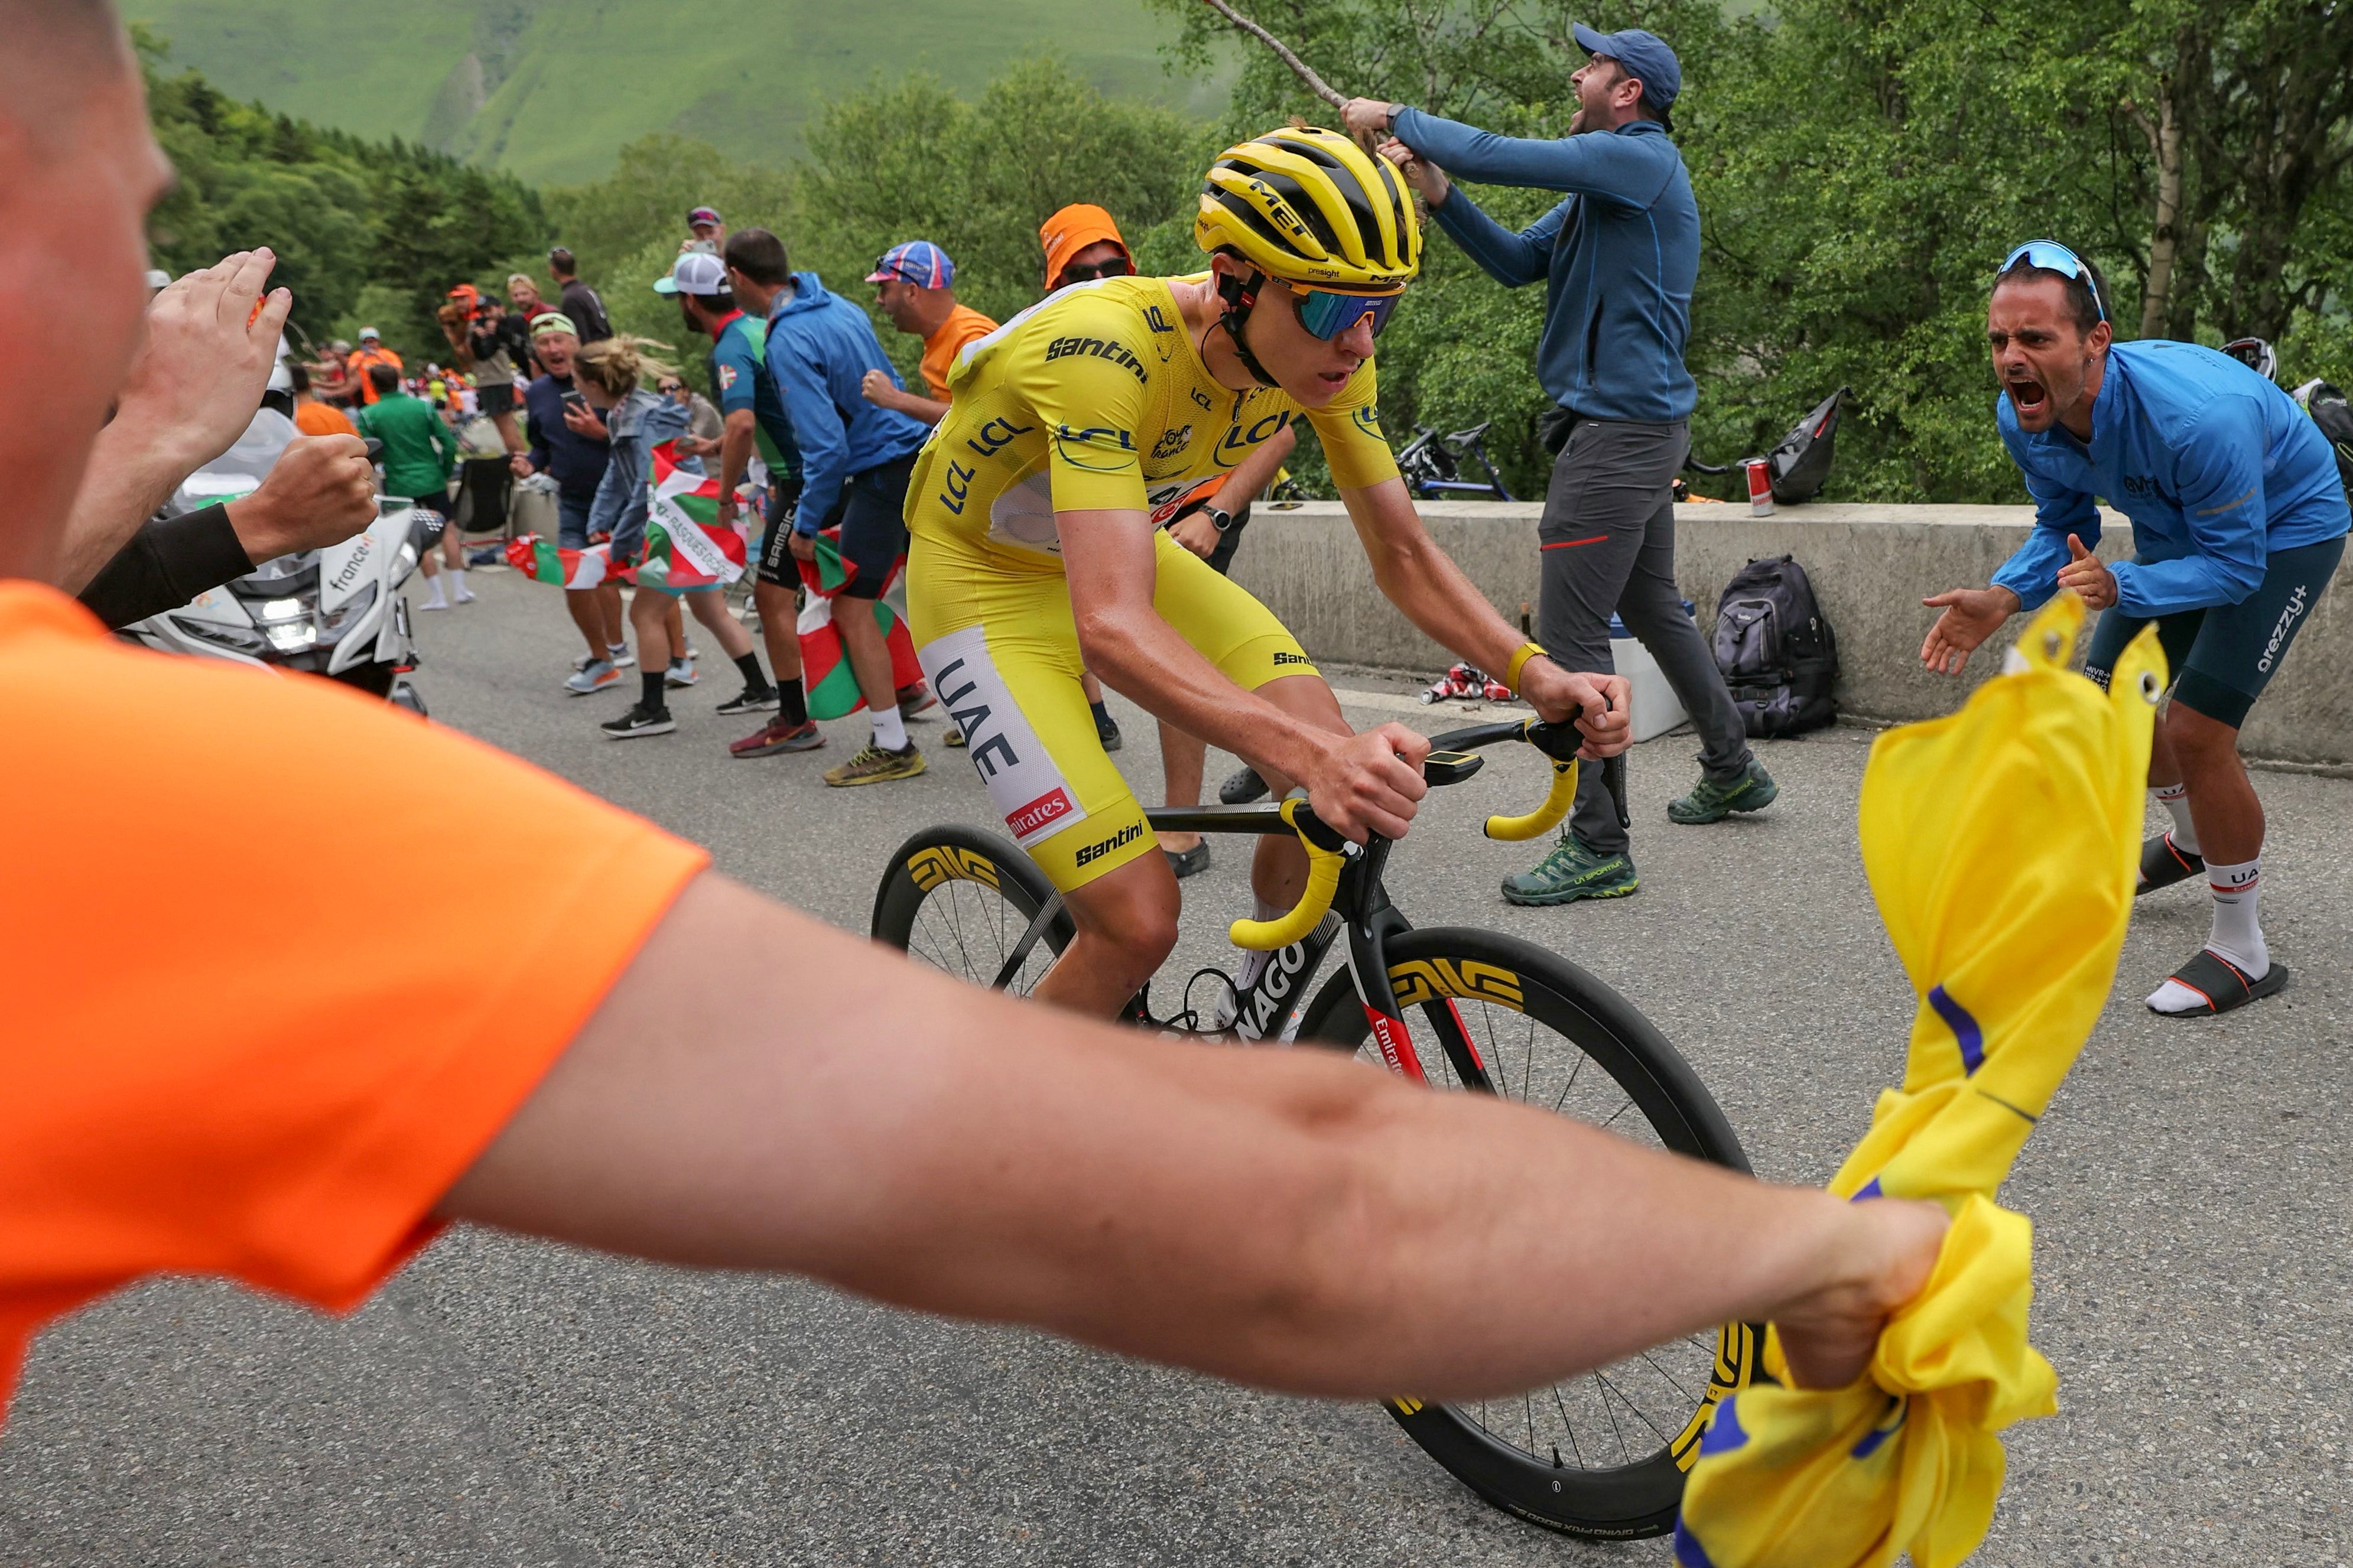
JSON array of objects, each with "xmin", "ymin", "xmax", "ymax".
[{"xmin": 1610, "ymin": 605, "xmax": 1695, "ymax": 743}]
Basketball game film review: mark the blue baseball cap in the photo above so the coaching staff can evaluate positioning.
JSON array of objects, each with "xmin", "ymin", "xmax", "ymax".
[
  {"xmin": 866, "ymin": 240, "xmax": 956, "ymax": 289},
  {"xmin": 1571, "ymin": 23, "xmax": 1681, "ymax": 108}
]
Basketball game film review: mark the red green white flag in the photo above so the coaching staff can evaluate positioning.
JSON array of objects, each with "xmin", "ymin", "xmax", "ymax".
[{"xmin": 795, "ymin": 532, "xmax": 923, "ymax": 720}]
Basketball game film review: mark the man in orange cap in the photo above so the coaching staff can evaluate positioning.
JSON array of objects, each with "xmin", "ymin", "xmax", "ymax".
[{"xmin": 1039, "ymin": 202, "xmax": 1134, "ymax": 294}]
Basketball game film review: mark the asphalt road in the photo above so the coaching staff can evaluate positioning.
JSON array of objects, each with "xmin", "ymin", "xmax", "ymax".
[{"xmin": 5, "ymin": 567, "xmax": 2349, "ymax": 1566}]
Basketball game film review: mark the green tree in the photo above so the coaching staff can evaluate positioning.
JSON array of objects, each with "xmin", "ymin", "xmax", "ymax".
[
  {"xmin": 139, "ymin": 27, "xmax": 551, "ymax": 369},
  {"xmin": 798, "ymin": 57, "xmax": 1206, "ymax": 334}
]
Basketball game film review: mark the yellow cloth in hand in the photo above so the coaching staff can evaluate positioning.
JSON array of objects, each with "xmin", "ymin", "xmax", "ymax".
[{"xmin": 1675, "ymin": 596, "xmax": 2163, "ymax": 1568}]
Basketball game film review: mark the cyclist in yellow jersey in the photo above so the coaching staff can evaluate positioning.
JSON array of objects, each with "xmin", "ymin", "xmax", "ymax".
[{"xmin": 906, "ymin": 128, "xmax": 1632, "ymax": 1017}]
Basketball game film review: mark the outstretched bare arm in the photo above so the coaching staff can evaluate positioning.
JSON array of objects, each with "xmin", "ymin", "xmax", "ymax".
[{"xmin": 441, "ymin": 871, "xmax": 1945, "ymax": 1399}]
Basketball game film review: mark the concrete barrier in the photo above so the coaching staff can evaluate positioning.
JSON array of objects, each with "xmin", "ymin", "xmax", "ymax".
[{"xmin": 1222, "ymin": 500, "xmax": 2353, "ymax": 766}]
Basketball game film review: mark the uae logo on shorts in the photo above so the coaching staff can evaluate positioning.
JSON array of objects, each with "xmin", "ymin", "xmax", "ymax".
[{"xmin": 1007, "ymin": 788, "xmax": 1075, "ymax": 839}]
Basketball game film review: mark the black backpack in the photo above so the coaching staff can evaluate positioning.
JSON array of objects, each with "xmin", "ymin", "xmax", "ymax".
[
  {"xmin": 1766, "ymin": 386, "xmax": 1850, "ymax": 504},
  {"xmin": 1712, "ymin": 556, "xmax": 1838, "ymax": 737},
  {"xmin": 2293, "ymin": 380, "xmax": 2353, "ymax": 493}
]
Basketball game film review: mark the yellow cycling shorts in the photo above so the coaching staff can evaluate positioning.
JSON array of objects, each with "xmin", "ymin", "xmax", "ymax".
[{"xmin": 909, "ymin": 530, "xmax": 1318, "ymax": 893}]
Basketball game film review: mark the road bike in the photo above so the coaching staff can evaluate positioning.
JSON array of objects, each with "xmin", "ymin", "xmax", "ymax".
[
  {"xmin": 1396, "ymin": 421, "xmax": 1515, "ymax": 502},
  {"xmin": 870, "ymin": 716, "xmax": 1761, "ymax": 1540}
]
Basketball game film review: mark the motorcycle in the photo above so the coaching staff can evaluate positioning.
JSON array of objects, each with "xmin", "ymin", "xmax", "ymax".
[{"xmin": 119, "ymin": 408, "xmax": 434, "ymax": 715}]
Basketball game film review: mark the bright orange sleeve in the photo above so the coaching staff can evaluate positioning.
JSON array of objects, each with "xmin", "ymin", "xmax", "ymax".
[{"xmin": 0, "ymin": 585, "xmax": 709, "ymax": 1419}]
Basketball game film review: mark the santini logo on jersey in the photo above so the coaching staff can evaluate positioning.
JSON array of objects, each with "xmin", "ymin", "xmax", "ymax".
[
  {"xmin": 1044, "ymin": 335, "xmax": 1148, "ymax": 383},
  {"xmin": 1073, "ymin": 820, "xmax": 1145, "ymax": 867}
]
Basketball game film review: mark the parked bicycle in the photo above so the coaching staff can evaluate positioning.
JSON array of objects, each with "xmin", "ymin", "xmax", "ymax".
[
  {"xmin": 1396, "ymin": 421, "xmax": 1515, "ymax": 502},
  {"xmin": 870, "ymin": 715, "xmax": 1759, "ymax": 1540}
]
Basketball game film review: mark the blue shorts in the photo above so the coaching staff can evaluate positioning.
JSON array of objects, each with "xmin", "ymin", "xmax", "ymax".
[
  {"xmin": 829, "ymin": 453, "xmax": 915, "ymax": 601},
  {"xmin": 556, "ymin": 490, "xmax": 597, "ymax": 552},
  {"xmin": 2084, "ymin": 533, "xmax": 2346, "ymax": 729}
]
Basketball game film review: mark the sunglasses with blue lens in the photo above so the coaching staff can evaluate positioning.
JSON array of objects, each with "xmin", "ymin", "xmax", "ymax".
[
  {"xmin": 1291, "ymin": 286, "xmax": 1402, "ymax": 341},
  {"xmin": 1998, "ymin": 241, "xmax": 2106, "ymax": 324}
]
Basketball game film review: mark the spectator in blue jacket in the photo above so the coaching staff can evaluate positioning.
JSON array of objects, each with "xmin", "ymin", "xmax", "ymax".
[
  {"xmin": 1922, "ymin": 243, "xmax": 2350, "ymax": 1019},
  {"xmin": 758, "ymin": 236, "xmax": 934, "ymax": 787},
  {"xmin": 1343, "ymin": 28, "xmax": 1770, "ymax": 911},
  {"xmin": 512, "ymin": 312, "xmax": 628, "ymax": 692}
]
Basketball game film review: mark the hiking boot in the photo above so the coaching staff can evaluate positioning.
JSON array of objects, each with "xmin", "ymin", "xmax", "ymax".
[
  {"xmin": 1501, "ymin": 834, "xmax": 1639, "ymax": 906},
  {"xmin": 731, "ymin": 717, "xmax": 825, "ymax": 757},
  {"xmin": 823, "ymin": 741, "xmax": 926, "ymax": 786},
  {"xmin": 896, "ymin": 680, "xmax": 938, "ymax": 718},
  {"xmin": 599, "ymin": 702, "xmax": 675, "ymax": 740},
  {"xmin": 945, "ymin": 726, "xmax": 966, "ymax": 748},
  {"xmin": 1668, "ymin": 758, "xmax": 1779, "ymax": 824}
]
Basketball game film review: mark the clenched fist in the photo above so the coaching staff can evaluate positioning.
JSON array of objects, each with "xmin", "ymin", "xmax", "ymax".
[{"xmin": 225, "ymin": 435, "xmax": 379, "ymax": 562}]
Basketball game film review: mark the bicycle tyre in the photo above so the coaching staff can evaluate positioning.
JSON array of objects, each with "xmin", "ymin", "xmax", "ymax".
[
  {"xmin": 1294, "ymin": 926, "xmax": 1760, "ymax": 1540},
  {"xmin": 870, "ymin": 823, "xmax": 1074, "ymax": 994}
]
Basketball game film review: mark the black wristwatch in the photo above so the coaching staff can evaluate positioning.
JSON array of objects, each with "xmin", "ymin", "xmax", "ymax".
[
  {"xmin": 1386, "ymin": 102, "xmax": 1407, "ymax": 131},
  {"xmin": 1205, "ymin": 504, "xmax": 1236, "ymax": 533}
]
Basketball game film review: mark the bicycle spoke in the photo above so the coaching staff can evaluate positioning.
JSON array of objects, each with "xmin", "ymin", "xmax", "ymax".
[{"xmin": 1551, "ymin": 1381, "xmax": 1587, "ymax": 1470}]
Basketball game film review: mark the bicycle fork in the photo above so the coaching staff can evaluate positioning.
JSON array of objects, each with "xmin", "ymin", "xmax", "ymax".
[{"xmin": 1331, "ymin": 839, "xmax": 1493, "ymax": 1092}]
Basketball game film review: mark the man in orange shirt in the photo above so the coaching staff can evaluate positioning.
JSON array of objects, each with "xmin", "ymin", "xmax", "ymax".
[
  {"xmin": 346, "ymin": 326, "xmax": 402, "ymax": 405},
  {"xmin": 1, "ymin": 0, "xmax": 1945, "ymax": 1454},
  {"xmin": 857, "ymin": 240, "xmax": 994, "ymax": 426},
  {"xmin": 288, "ymin": 360, "xmax": 357, "ymax": 438}
]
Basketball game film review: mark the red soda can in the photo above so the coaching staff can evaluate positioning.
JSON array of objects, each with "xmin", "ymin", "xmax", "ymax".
[{"xmin": 1744, "ymin": 458, "xmax": 1774, "ymax": 515}]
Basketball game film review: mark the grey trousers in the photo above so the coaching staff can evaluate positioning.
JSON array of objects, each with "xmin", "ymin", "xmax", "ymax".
[{"xmin": 1538, "ymin": 417, "xmax": 1750, "ymax": 855}]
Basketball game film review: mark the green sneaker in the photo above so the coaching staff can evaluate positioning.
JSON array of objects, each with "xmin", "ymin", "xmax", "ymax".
[
  {"xmin": 1501, "ymin": 834, "xmax": 1639, "ymax": 906},
  {"xmin": 1668, "ymin": 758, "xmax": 1779, "ymax": 825},
  {"xmin": 823, "ymin": 741, "xmax": 927, "ymax": 787}
]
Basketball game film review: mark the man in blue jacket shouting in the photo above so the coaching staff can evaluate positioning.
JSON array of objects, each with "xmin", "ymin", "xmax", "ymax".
[
  {"xmin": 1921, "ymin": 243, "xmax": 2350, "ymax": 1017},
  {"xmin": 1344, "ymin": 27, "xmax": 1770, "ymax": 910},
  {"xmin": 761, "ymin": 241, "xmax": 934, "ymax": 786}
]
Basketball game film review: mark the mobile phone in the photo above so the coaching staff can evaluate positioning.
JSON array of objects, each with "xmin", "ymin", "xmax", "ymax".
[{"xmin": 560, "ymin": 390, "xmax": 587, "ymax": 412}]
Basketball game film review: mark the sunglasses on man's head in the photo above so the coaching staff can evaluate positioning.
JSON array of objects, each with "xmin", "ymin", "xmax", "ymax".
[
  {"xmin": 1289, "ymin": 285, "xmax": 1402, "ymax": 342},
  {"xmin": 1997, "ymin": 241, "xmax": 2106, "ymax": 324},
  {"xmin": 1057, "ymin": 256, "xmax": 1134, "ymax": 285}
]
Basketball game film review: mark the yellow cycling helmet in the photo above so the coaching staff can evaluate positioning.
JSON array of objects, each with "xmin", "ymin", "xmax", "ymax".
[{"xmin": 1196, "ymin": 126, "xmax": 1421, "ymax": 294}]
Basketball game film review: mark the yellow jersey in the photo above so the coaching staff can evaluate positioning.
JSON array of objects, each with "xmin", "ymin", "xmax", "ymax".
[{"xmin": 907, "ymin": 274, "xmax": 1399, "ymax": 573}]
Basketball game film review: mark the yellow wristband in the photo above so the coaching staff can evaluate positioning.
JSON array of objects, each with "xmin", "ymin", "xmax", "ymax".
[{"xmin": 1503, "ymin": 641, "xmax": 1546, "ymax": 695}]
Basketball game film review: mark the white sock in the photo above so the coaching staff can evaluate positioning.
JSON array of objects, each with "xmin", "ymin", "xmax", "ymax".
[
  {"xmin": 421, "ymin": 579, "xmax": 447, "ymax": 607},
  {"xmin": 450, "ymin": 566, "xmax": 470, "ymax": 596},
  {"xmin": 1231, "ymin": 898, "xmax": 1286, "ymax": 993},
  {"xmin": 2204, "ymin": 857, "xmax": 2265, "ymax": 971},
  {"xmin": 2154, "ymin": 782, "xmax": 2198, "ymax": 854},
  {"xmin": 870, "ymin": 705, "xmax": 909, "ymax": 751},
  {"xmin": 2147, "ymin": 855, "xmax": 2266, "ymax": 1011}
]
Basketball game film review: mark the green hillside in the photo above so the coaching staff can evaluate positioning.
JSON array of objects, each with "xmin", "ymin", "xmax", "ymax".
[{"xmin": 126, "ymin": 0, "xmax": 1230, "ymax": 185}]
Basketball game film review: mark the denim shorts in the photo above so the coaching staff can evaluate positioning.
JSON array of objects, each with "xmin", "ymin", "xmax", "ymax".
[{"xmin": 556, "ymin": 489, "xmax": 596, "ymax": 551}]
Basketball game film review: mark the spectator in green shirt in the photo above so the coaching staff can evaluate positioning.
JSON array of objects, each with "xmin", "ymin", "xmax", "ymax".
[{"xmin": 355, "ymin": 363, "xmax": 467, "ymax": 609}]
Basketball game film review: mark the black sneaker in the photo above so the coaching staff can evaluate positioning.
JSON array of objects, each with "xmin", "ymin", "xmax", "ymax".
[
  {"xmin": 1219, "ymin": 764, "xmax": 1270, "ymax": 805},
  {"xmin": 1095, "ymin": 707, "xmax": 1123, "ymax": 752},
  {"xmin": 716, "ymin": 685, "xmax": 780, "ymax": 716},
  {"xmin": 600, "ymin": 703, "xmax": 675, "ymax": 740}
]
